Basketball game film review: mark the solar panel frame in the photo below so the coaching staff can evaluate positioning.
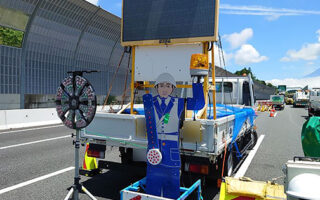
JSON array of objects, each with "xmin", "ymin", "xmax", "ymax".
[{"xmin": 121, "ymin": 0, "xmax": 220, "ymax": 46}]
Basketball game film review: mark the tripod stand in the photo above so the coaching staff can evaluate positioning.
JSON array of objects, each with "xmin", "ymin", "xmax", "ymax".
[{"xmin": 64, "ymin": 129, "xmax": 97, "ymax": 200}]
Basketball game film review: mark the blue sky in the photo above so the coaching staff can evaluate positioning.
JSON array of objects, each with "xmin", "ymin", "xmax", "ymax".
[{"xmin": 87, "ymin": 0, "xmax": 320, "ymax": 86}]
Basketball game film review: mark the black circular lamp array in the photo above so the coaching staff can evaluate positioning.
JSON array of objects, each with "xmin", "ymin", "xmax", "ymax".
[{"xmin": 56, "ymin": 73, "xmax": 97, "ymax": 129}]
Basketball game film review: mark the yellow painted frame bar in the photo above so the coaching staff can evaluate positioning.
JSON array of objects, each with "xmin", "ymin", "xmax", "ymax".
[
  {"xmin": 201, "ymin": 42, "xmax": 209, "ymax": 119},
  {"xmin": 122, "ymin": 36, "xmax": 216, "ymax": 47},
  {"xmin": 135, "ymin": 84, "xmax": 192, "ymax": 89},
  {"xmin": 212, "ymin": 44, "xmax": 217, "ymax": 120},
  {"xmin": 130, "ymin": 46, "xmax": 135, "ymax": 114},
  {"xmin": 121, "ymin": 0, "xmax": 220, "ymax": 46}
]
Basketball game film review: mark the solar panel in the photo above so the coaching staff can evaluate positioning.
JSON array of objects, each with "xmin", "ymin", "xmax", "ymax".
[{"xmin": 121, "ymin": 0, "xmax": 219, "ymax": 46}]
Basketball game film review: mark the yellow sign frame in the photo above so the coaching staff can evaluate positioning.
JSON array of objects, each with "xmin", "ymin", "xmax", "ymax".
[{"xmin": 121, "ymin": 0, "xmax": 220, "ymax": 46}]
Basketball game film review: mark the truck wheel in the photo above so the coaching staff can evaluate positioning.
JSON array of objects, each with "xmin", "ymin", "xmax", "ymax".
[
  {"xmin": 224, "ymin": 151, "xmax": 234, "ymax": 177},
  {"xmin": 248, "ymin": 130, "xmax": 258, "ymax": 150}
]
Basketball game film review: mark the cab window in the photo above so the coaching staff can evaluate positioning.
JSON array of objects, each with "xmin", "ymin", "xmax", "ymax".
[{"xmin": 216, "ymin": 82, "xmax": 233, "ymax": 93}]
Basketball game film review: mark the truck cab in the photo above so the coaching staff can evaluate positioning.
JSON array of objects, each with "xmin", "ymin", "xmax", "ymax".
[
  {"xmin": 293, "ymin": 91, "xmax": 309, "ymax": 107},
  {"xmin": 270, "ymin": 95, "xmax": 285, "ymax": 110},
  {"xmin": 308, "ymin": 89, "xmax": 320, "ymax": 117},
  {"xmin": 211, "ymin": 76, "xmax": 255, "ymax": 106}
]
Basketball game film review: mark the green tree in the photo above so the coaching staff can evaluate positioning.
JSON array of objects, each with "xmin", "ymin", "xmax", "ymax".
[
  {"xmin": 0, "ymin": 26, "xmax": 24, "ymax": 48},
  {"xmin": 235, "ymin": 67, "xmax": 257, "ymax": 80},
  {"xmin": 235, "ymin": 67, "xmax": 274, "ymax": 87},
  {"xmin": 267, "ymin": 83, "xmax": 276, "ymax": 88}
]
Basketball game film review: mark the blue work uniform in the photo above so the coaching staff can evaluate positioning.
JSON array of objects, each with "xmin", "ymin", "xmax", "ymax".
[{"xmin": 146, "ymin": 95, "xmax": 184, "ymax": 199}]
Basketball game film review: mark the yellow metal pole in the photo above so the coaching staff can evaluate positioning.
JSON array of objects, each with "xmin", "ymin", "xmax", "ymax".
[
  {"xmin": 211, "ymin": 43, "xmax": 217, "ymax": 120},
  {"xmin": 144, "ymin": 81, "xmax": 150, "ymax": 94},
  {"xmin": 130, "ymin": 46, "xmax": 135, "ymax": 114},
  {"xmin": 201, "ymin": 42, "xmax": 209, "ymax": 119}
]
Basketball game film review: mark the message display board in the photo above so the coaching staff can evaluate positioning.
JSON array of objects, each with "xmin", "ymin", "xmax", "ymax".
[{"xmin": 121, "ymin": 0, "xmax": 219, "ymax": 46}]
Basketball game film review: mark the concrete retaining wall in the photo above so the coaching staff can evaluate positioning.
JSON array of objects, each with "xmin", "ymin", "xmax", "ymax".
[
  {"xmin": 0, "ymin": 108, "xmax": 61, "ymax": 131},
  {"xmin": 254, "ymin": 81, "xmax": 276, "ymax": 100},
  {"xmin": 0, "ymin": 106, "xmax": 107, "ymax": 131}
]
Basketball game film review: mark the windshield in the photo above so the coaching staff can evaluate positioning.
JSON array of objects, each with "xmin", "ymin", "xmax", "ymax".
[{"xmin": 272, "ymin": 96, "xmax": 283, "ymax": 101}]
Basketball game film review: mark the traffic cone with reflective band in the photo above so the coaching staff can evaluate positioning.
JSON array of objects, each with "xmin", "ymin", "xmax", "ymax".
[
  {"xmin": 269, "ymin": 108, "xmax": 276, "ymax": 117},
  {"xmin": 80, "ymin": 143, "xmax": 99, "ymax": 176}
]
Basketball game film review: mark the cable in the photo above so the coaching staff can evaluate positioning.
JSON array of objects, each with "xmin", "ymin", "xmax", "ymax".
[
  {"xmin": 220, "ymin": 138, "xmax": 228, "ymax": 178},
  {"xmin": 102, "ymin": 49, "xmax": 126, "ymax": 109},
  {"xmin": 120, "ymin": 51, "xmax": 132, "ymax": 108},
  {"xmin": 217, "ymin": 33, "xmax": 234, "ymax": 173},
  {"xmin": 208, "ymin": 91, "xmax": 212, "ymax": 119},
  {"xmin": 207, "ymin": 41, "xmax": 213, "ymax": 51}
]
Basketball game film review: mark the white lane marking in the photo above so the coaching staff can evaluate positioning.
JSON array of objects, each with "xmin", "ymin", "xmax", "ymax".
[
  {"xmin": 234, "ymin": 135, "xmax": 265, "ymax": 178},
  {"xmin": 0, "ymin": 135, "xmax": 70, "ymax": 150},
  {"xmin": 0, "ymin": 124, "xmax": 64, "ymax": 135},
  {"xmin": 0, "ymin": 166, "xmax": 74, "ymax": 195}
]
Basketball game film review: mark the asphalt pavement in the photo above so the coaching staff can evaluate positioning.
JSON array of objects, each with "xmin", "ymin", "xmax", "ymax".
[
  {"xmin": 0, "ymin": 105, "xmax": 308, "ymax": 200},
  {"xmin": 244, "ymin": 105, "xmax": 306, "ymax": 183}
]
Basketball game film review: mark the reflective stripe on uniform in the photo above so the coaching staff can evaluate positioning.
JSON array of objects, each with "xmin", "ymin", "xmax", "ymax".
[{"xmin": 158, "ymin": 134, "xmax": 179, "ymax": 141}]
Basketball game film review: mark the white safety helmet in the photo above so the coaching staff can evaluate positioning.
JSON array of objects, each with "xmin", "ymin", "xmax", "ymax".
[
  {"xmin": 154, "ymin": 73, "xmax": 176, "ymax": 88},
  {"xmin": 286, "ymin": 173, "xmax": 320, "ymax": 200}
]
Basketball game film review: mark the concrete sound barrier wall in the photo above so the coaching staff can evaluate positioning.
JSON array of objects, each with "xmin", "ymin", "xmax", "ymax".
[{"xmin": 0, "ymin": 108, "xmax": 61, "ymax": 131}]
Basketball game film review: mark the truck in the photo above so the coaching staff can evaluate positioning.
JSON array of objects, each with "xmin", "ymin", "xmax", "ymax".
[
  {"xmin": 270, "ymin": 95, "xmax": 285, "ymax": 110},
  {"xmin": 293, "ymin": 91, "xmax": 309, "ymax": 107},
  {"xmin": 308, "ymin": 89, "xmax": 320, "ymax": 117},
  {"xmin": 214, "ymin": 76, "xmax": 255, "ymax": 107},
  {"xmin": 79, "ymin": 43, "xmax": 257, "ymax": 183},
  {"xmin": 278, "ymin": 85, "xmax": 287, "ymax": 95}
]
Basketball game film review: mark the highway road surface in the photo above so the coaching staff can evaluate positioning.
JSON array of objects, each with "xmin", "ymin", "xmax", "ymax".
[{"xmin": 0, "ymin": 105, "xmax": 307, "ymax": 200}]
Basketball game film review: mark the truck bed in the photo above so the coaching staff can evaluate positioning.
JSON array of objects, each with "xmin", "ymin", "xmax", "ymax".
[{"xmin": 81, "ymin": 104, "xmax": 255, "ymax": 158}]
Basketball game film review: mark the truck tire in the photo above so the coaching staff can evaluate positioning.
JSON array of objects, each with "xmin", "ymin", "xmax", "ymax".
[
  {"xmin": 224, "ymin": 150, "xmax": 234, "ymax": 177},
  {"xmin": 248, "ymin": 130, "xmax": 258, "ymax": 150}
]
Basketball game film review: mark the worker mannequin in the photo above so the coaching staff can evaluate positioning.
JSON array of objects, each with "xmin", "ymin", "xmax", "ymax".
[{"xmin": 145, "ymin": 73, "xmax": 184, "ymax": 199}]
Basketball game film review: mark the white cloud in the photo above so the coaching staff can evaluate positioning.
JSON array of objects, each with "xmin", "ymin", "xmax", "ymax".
[
  {"xmin": 234, "ymin": 44, "xmax": 268, "ymax": 65},
  {"xmin": 267, "ymin": 76, "xmax": 320, "ymax": 88},
  {"xmin": 223, "ymin": 28, "xmax": 253, "ymax": 49},
  {"xmin": 281, "ymin": 30, "xmax": 320, "ymax": 62},
  {"xmin": 281, "ymin": 43, "xmax": 320, "ymax": 61},
  {"xmin": 85, "ymin": 0, "xmax": 99, "ymax": 6},
  {"xmin": 220, "ymin": 4, "xmax": 320, "ymax": 20}
]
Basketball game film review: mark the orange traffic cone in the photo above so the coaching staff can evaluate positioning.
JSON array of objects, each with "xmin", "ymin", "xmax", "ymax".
[{"xmin": 269, "ymin": 108, "xmax": 276, "ymax": 117}]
